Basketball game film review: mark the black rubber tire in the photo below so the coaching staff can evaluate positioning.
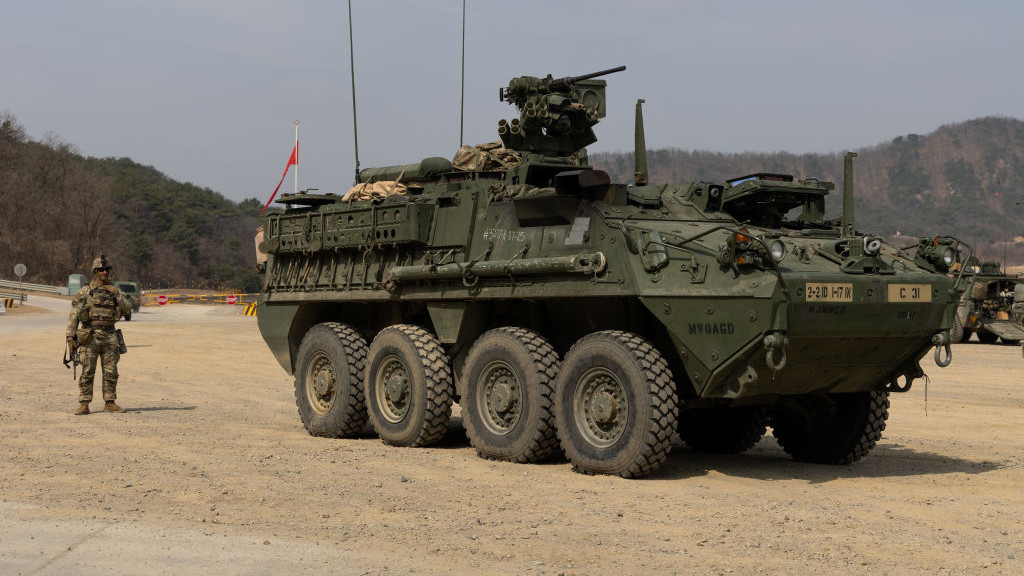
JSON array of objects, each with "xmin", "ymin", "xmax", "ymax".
[
  {"xmin": 461, "ymin": 327, "xmax": 560, "ymax": 463},
  {"xmin": 678, "ymin": 406, "xmax": 768, "ymax": 454},
  {"xmin": 771, "ymin": 390, "xmax": 889, "ymax": 465},
  {"xmin": 294, "ymin": 322, "xmax": 369, "ymax": 438},
  {"xmin": 977, "ymin": 330, "xmax": 998, "ymax": 344},
  {"xmin": 950, "ymin": 315, "xmax": 964, "ymax": 344},
  {"xmin": 366, "ymin": 325, "xmax": 453, "ymax": 447},
  {"xmin": 124, "ymin": 313, "xmax": 132, "ymax": 321},
  {"xmin": 554, "ymin": 330, "xmax": 678, "ymax": 478}
]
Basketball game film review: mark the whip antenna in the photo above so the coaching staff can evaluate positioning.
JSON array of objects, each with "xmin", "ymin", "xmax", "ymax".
[
  {"xmin": 348, "ymin": 0, "xmax": 360, "ymax": 183},
  {"xmin": 459, "ymin": 0, "xmax": 466, "ymax": 147}
]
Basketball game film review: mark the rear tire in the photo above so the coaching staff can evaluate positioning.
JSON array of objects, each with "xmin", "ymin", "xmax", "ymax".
[
  {"xmin": 678, "ymin": 406, "xmax": 767, "ymax": 454},
  {"xmin": 294, "ymin": 322, "xmax": 368, "ymax": 438},
  {"xmin": 555, "ymin": 331, "xmax": 678, "ymax": 478},
  {"xmin": 366, "ymin": 325, "xmax": 453, "ymax": 447},
  {"xmin": 771, "ymin": 390, "xmax": 889, "ymax": 464},
  {"xmin": 461, "ymin": 327, "xmax": 560, "ymax": 463}
]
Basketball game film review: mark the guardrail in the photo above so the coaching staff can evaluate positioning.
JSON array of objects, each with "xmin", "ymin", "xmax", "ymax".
[
  {"xmin": 0, "ymin": 290, "xmax": 28, "ymax": 302},
  {"xmin": 0, "ymin": 279, "xmax": 64, "ymax": 295}
]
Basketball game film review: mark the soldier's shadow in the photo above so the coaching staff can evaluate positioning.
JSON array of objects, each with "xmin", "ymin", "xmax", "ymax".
[{"xmin": 125, "ymin": 406, "xmax": 197, "ymax": 412}]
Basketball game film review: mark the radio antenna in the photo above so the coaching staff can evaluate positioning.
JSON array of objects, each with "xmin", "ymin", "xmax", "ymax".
[
  {"xmin": 348, "ymin": 0, "xmax": 361, "ymax": 184},
  {"xmin": 459, "ymin": 0, "xmax": 466, "ymax": 147}
]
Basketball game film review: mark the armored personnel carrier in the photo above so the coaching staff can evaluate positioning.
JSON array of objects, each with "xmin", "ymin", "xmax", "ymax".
[
  {"xmin": 255, "ymin": 66, "xmax": 966, "ymax": 477},
  {"xmin": 952, "ymin": 260, "xmax": 1024, "ymax": 345}
]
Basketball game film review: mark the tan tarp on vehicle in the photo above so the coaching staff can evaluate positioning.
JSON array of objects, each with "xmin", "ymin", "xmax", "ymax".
[
  {"xmin": 452, "ymin": 141, "xmax": 521, "ymax": 172},
  {"xmin": 341, "ymin": 181, "xmax": 408, "ymax": 202}
]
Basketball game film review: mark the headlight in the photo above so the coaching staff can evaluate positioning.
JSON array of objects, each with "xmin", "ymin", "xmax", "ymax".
[
  {"xmin": 942, "ymin": 247, "xmax": 955, "ymax": 267},
  {"xmin": 769, "ymin": 240, "xmax": 786, "ymax": 262}
]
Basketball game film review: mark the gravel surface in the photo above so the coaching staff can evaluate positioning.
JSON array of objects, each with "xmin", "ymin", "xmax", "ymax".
[{"xmin": 1, "ymin": 298, "xmax": 1022, "ymax": 575}]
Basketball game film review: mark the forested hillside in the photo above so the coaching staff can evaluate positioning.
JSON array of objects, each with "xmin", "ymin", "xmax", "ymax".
[
  {"xmin": 593, "ymin": 116, "xmax": 1024, "ymax": 266},
  {"xmin": 0, "ymin": 112, "xmax": 262, "ymax": 290}
]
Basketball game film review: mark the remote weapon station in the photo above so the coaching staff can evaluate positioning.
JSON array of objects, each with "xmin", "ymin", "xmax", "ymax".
[{"xmin": 255, "ymin": 66, "xmax": 965, "ymax": 477}]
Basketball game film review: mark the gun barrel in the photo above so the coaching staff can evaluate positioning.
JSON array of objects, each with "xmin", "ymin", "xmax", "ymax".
[{"xmin": 568, "ymin": 65, "xmax": 626, "ymax": 84}]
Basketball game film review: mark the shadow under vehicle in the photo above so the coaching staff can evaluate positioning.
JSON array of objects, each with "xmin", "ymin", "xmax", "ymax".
[
  {"xmin": 952, "ymin": 261, "xmax": 1024, "ymax": 345},
  {"xmin": 254, "ymin": 66, "xmax": 968, "ymax": 477}
]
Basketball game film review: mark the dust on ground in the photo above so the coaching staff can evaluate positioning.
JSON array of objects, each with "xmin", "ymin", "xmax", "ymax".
[{"xmin": 1, "ymin": 297, "xmax": 1022, "ymax": 575}]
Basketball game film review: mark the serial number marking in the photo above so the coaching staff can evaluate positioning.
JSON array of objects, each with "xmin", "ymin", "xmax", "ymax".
[
  {"xmin": 481, "ymin": 227, "xmax": 527, "ymax": 243},
  {"xmin": 887, "ymin": 284, "xmax": 931, "ymax": 303},
  {"xmin": 805, "ymin": 283, "xmax": 853, "ymax": 302}
]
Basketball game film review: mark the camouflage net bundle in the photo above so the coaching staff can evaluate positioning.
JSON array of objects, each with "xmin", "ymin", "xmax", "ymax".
[{"xmin": 452, "ymin": 141, "xmax": 521, "ymax": 172}]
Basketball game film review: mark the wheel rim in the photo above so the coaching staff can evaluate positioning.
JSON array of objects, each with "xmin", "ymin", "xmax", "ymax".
[
  {"xmin": 573, "ymin": 367, "xmax": 628, "ymax": 448},
  {"xmin": 376, "ymin": 354, "xmax": 411, "ymax": 423},
  {"xmin": 476, "ymin": 360, "xmax": 523, "ymax": 435},
  {"xmin": 305, "ymin": 351, "xmax": 336, "ymax": 415}
]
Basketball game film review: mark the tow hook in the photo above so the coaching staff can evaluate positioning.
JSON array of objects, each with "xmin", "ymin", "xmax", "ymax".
[
  {"xmin": 764, "ymin": 332, "xmax": 789, "ymax": 372},
  {"xmin": 932, "ymin": 332, "xmax": 952, "ymax": 367}
]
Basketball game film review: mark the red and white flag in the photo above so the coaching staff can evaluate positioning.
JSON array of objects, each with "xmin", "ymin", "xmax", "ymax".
[{"xmin": 261, "ymin": 130, "xmax": 300, "ymax": 215}]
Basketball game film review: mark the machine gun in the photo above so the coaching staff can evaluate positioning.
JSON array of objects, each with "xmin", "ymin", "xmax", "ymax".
[
  {"xmin": 499, "ymin": 66, "xmax": 626, "ymax": 106},
  {"xmin": 498, "ymin": 66, "xmax": 626, "ymax": 157}
]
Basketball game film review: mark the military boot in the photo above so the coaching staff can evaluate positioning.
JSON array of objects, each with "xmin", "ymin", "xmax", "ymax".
[
  {"xmin": 74, "ymin": 402, "xmax": 90, "ymax": 415},
  {"xmin": 104, "ymin": 401, "xmax": 125, "ymax": 413}
]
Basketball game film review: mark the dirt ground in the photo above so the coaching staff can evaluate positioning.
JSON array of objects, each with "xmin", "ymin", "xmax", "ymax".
[{"xmin": 1, "ymin": 296, "xmax": 1022, "ymax": 575}]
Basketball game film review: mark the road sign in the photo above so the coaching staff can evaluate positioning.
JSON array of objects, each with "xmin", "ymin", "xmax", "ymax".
[
  {"xmin": 157, "ymin": 295, "xmax": 169, "ymax": 306},
  {"xmin": 14, "ymin": 264, "xmax": 26, "ymax": 278},
  {"xmin": 225, "ymin": 294, "xmax": 237, "ymax": 305}
]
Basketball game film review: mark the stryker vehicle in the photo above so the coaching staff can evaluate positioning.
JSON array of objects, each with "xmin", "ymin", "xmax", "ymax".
[
  {"xmin": 255, "ymin": 66, "xmax": 967, "ymax": 478},
  {"xmin": 952, "ymin": 260, "xmax": 1024, "ymax": 345}
]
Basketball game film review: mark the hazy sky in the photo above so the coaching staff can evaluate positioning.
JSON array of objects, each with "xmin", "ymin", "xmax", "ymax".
[{"xmin": 4, "ymin": 1, "xmax": 1022, "ymax": 203}]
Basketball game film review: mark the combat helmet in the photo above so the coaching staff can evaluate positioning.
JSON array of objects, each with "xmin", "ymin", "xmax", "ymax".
[{"xmin": 92, "ymin": 254, "xmax": 111, "ymax": 271}]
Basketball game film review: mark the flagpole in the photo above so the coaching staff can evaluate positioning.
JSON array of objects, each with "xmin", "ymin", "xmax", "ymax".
[{"xmin": 294, "ymin": 120, "xmax": 300, "ymax": 195}]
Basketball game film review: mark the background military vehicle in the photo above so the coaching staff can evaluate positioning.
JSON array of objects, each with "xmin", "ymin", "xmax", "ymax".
[
  {"xmin": 114, "ymin": 280, "xmax": 141, "ymax": 320},
  {"xmin": 952, "ymin": 261, "xmax": 1024, "ymax": 345},
  {"xmin": 255, "ymin": 66, "xmax": 965, "ymax": 477}
]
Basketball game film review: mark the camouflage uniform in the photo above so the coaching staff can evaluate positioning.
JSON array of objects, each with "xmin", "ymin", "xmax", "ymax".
[{"xmin": 67, "ymin": 257, "xmax": 132, "ymax": 408}]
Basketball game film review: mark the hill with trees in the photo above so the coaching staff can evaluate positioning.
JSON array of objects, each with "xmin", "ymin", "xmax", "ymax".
[{"xmin": 0, "ymin": 112, "xmax": 262, "ymax": 291}]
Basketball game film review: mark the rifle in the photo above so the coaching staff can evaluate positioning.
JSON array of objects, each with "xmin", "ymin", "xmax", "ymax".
[{"xmin": 63, "ymin": 337, "xmax": 81, "ymax": 379}]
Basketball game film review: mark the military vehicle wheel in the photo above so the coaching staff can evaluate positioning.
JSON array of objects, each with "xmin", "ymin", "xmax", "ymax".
[
  {"xmin": 977, "ymin": 330, "xmax": 998, "ymax": 344},
  {"xmin": 366, "ymin": 325, "xmax": 453, "ymax": 447},
  {"xmin": 294, "ymin": 322, "xmax": 368, "ymax": 438},
  {"xmin": 771, "ymin": 390, "xmax": 889, "ymax": 464},
  {"xmin": 678, "ymin": 406, "xmax": 768, "ymax": 453},
  {"xmin": 461, "ymin": 327, "xmax": 560, "ymax": 463},
  {"xmin": 950, "ymin": 315, "xmax": 964, "ymax": 343},
  {"xmin": 554, "ymin": 331, "xmax": 678, "ymax": 478}
]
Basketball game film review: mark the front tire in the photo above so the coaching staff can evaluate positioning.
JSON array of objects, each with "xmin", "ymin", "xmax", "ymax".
[
  {"xmin": 294, "ymin": 322, "xmax": 369, "ymax": 438},
  {"xmin": 366, "ymin": 325, "xmax": 454, "ymax": 447},
  {"xmin": 461, "ymin": 327, "xmax": 560, "ymax": 463},
  {"xmin": 771, "ymin": 390, "xmax": 889, "ymax": 464},
  {"xmin": 950, "ymin": 315, "xmax": 964, "ymax": 343},
  {"xmin": 554, "ymin": 331, "xmax": 678, "ymax": 478}
]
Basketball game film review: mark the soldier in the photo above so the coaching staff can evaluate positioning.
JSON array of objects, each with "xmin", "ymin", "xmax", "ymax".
[{"xmin": 66, "ymin": 255, "xmax": 133, "ymax": 415}]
